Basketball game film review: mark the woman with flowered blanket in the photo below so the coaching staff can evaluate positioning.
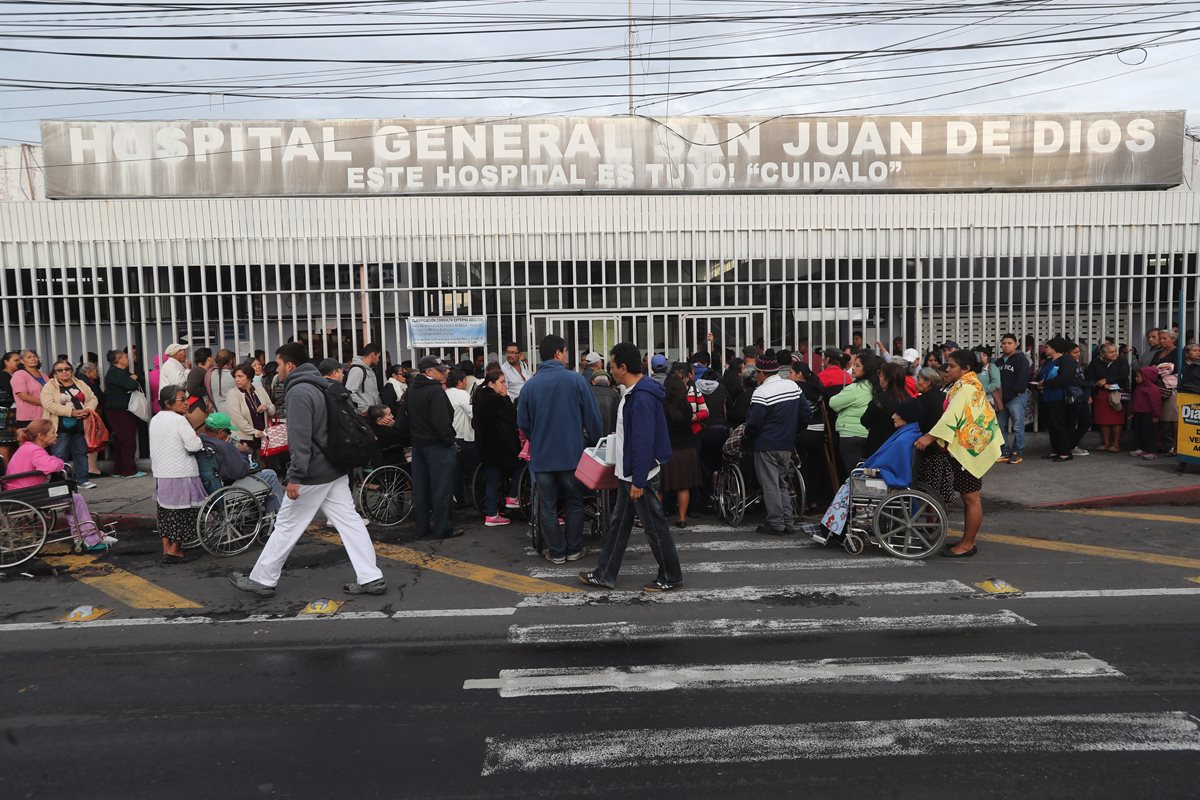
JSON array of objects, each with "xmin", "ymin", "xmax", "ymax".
[{"xmin": 915, "ymin": 349, "xmax": 1003, "ymax": 558}]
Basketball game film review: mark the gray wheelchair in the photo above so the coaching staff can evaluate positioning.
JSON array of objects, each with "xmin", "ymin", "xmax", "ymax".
[
  {"xmin": 836, "ymin": 462, "xmax": 948, "ymax": 560},
  {"xmin": 0, "ymin": 465, "xmax": 117, "ymax": 569},
  {"xmin": 193, "ymin": 447, "xmax": 278, "ymax": 557}
]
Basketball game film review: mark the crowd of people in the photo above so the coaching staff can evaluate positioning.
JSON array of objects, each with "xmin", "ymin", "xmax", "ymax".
[{"xmin": 1, "ymin": 323, "xmax": 1196, "ymax": 583}]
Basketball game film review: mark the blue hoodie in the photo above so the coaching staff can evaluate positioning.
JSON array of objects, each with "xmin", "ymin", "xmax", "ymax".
[
  {"xmin": 517, "ymin": 359, "xmax": 604, "ymax": 473},
  {"xmin": 620, "ymin": 375, "xmax": 673, "ymax": 489}
]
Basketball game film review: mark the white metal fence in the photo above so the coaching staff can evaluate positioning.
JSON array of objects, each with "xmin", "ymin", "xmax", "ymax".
[{"xmin": 1, "ymin": 193, "xmax": 1197, "ymax": 372}]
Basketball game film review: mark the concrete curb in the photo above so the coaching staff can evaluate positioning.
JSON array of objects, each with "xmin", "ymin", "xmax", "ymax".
[{"xmin": 1031, "ymin": 484, "xmax": 1200, "ymax": 510}]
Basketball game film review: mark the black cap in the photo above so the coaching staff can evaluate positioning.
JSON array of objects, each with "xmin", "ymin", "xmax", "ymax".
[
  {"xmin": 317, "ymin": 358, "xmax": 344, "ymax": 376},
  {"xmin": 417, "ymin": 355, "xmax": 449, "ymax": 371},
  {"xmin": 742, "ymin": 346, "xmax": 758, "ymax": 357}
]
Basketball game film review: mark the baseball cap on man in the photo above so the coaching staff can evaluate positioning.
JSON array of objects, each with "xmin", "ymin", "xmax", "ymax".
[
  {"xmin": 650, "ymin": 354, "xmax": 669, "ymax": 372},
  {"xmin": 902, "ymin": 347, "xmax": 921, "ymax": 364},
  {"xmin": 204, "ymin": 412, "xmax": 237, "ymax": 432},
  {"xmin": 942, "ymin": 340, "xmax": 961, "ymax": 350},
  {"xmin": 417, "ymin": 355, "xmax": 449, "ymax": 372},
  {"xmin": 317, "ymin": 358, "xmax": 344, "ymax": 377},
  {"xmin": 164, "ymin": 343, "xmax": 187, "ymax": 357},
  {"xmin": 584, "ymin": 351, "xmax": 604, "ymax": 365}
]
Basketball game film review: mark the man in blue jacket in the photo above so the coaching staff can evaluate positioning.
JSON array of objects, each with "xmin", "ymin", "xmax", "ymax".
[
  {"xmin": 579, "ymin": 342, "xmax": 683, "ymax": 592},
  {"xmin": 517, "ymin": 334, "xmax": 605, "ymax": 564}
]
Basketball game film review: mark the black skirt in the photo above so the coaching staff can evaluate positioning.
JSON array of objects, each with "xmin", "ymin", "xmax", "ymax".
[
  {"xmin": 660, "ymin": 446, "xmax": 703, "ymax": 492},
  {"xmin": 917, "ymin": 447, "xmax": 982, "ymax": 504}
]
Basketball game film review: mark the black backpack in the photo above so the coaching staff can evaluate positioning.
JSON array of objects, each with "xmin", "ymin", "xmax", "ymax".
[{"xmin": 294, "ymin": 378, "xmax": 380, "ymax": 470}]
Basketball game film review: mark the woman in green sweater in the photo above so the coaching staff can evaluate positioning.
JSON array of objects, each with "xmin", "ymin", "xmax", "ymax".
[
  {"xmin": 103, "ymin": 350, "xmax": 146, "ymax": 478},
  {"xmin": 828, "ymin": 352, "xmax": 880, "ymax": 477}
]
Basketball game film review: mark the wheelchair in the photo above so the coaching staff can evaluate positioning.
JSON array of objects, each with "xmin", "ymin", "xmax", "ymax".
[
  {"xmin": 351, "ymin": 446, "xmax": 413, "ymax": 528},
  {"xmin": 836, "ymin": 463, "xmax": 948, "ymax": 560},
  {"xmin": 0, "ymin": 465, "xmax": 118, "ymax": 570},
  {"xmin": 527, "ymin": 478, "xmax": 609, "ymax": 555},
  {"xmin": 194, "ymin": 447, "xmax": 278, "ymax": 557},
  {"xmin": 714, "ymin": 449, "xmax": 807, "ymax": 528}
]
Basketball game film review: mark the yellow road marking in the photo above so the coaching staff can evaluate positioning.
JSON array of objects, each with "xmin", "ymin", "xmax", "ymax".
[
  {"xmin": 1058, "ymin": 509, "xmax": 1199, "ymax": 525},
  {"xmin": 40, "ymin": 554, "xmax": 203, "ymax": 609},
  {"xmin": 976, "ymin": 579, "xmax": 1022, "ymax": 594},
  {"xmin": 961, "ymin": 530, "xmax": 1200, "ymax": 571},
  {"xmin": 313, "ymin": 532, "xmax": 580, "ymax": 594},
  {"xmin": 1189, "ymin": 577, "xmax": 1200, "ymax": 586}
]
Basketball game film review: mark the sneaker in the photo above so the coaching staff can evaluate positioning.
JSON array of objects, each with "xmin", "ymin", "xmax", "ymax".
[
  {"xmin": 505, "ymin": 496, "xmax": 521, "ymax": 509},
  {"xmin": 1143, "ymin": 453, "xmax": 1159, "ymax": 461},
  {"xmin": 85, "ymin": 543, "xmax": 109, "ymax": 552},
  {"xmin": 578, "ymin": 571, "xmax": 614, "ymax": 589},
  {"xmin": 1071, "ymin": 447, "xmax": 1090, "ymax": 456},
  {"xmin": 543, "ymin": 552, "xmax": 566, "ymax": 565},
  {"xmin": 995, "ymin": 455, "xmax": 1010, "ymax": 463},
  {"xmin": 229, "ymin": 572, "xmax": 275, "ymax": 598},
  {"xmin": 1130, "ymin": 450, "xmax": 1145, "ymax": 457},
  {"xmin": 1009, "ymin": 455, "xmax": 1024, "ymax": 465},
  {"xmin": 643, "ymin": 578, "xmax": 684, "ymax": 593},
  {"xmin": 565, "ymin": 550, "xmax": 585, "ymax": 562},
  {"xmin": 343, "ymin": 578, "xmax": 387, "ymax": 595},
  {"xmin": 484, "ymin": 514, "xmax": 511, "ymax": 527},
  {"xmin": 120, "ymin": 471, "xmax": 148, "ymax": 479},
  {"xmin": 77, "ymin": 481, "xmax": 97, "ymax": 490},
  {"xmin": 101, "ymin": 535, "xmax": 119, "ymax": 545}
]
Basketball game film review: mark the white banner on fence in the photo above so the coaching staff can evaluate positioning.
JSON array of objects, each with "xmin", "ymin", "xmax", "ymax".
[{"xmin": 406, "ymin": 316, "xmax": 487, "ymax": 348}]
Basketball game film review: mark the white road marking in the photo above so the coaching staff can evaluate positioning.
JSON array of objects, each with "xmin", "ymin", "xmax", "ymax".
[
  {"xmin": 529, "ymin": 556, "xmax": 920, "ymax": 578},
  {"xmin": 481, "ymin": 712, "xmax": 1200, "ymax": 774},
  {"xmin": 508, "ymin": 610, "xmax": 1034, "ymax": 645},
  {"xmin": 517, "ymin": 579, "xmax": 975, "ymax": 607},
  {"xmin": 0, "ymin": 607, "xmax": 518, "ymax": 632},
  {"xmin": 1011, "ymin": 588, "xmax": 1200, "ymax": 599},
  {"xmin": 524, "ymin": 538, "xmax": 821, "ymax": 557},
  {"xmin": 464, "ymin": 650, "xmax": 1120, "ymax": 697}
]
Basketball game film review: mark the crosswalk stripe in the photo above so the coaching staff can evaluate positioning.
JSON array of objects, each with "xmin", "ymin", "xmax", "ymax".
[
  {"xmin": 464, "ymin": 650, "xmax": 1120, "ymax": 697},
  {"xmin": 508, "ymin": 610, "xmax": 1034, "ymax": 645},
  {"xmin": 481, "ymin": 711, "xmax": 1200, "ymax": 774},
  {"xmin": 517, "ymin": 579, "xmax": 974, "ymax": 607},
  {"xmin": 528, "ymin": 556, "xmax": 920, "ymax": 579},
  {"xmin": 39, "ymin": 553, "xmax": 202, "ymax": 610},
  {"xmin": 525, "ymin": 538, "xmax": 820, "ymax": 557},
  {"xmin": 1011, "ymin": 588, "xmax": 1200, "ymax": 599}
]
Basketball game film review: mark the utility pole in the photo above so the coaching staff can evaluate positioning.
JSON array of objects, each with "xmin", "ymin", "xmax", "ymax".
[{"xmin": 627, "ymin": 0, "xmax": 634, "ymax": 115}]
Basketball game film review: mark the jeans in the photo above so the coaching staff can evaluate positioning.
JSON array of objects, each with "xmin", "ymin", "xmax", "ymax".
[
  {"xmin": 753, "ymin": 450, "xmax": 794, "ymax": 530},
  {"xmin": 238, "ymin": 468, "xmax": 283, "ymax": 514},
  {"xmin": 1071, "ymin": 397, "xmax": 1093, "ymax": 449},
  {"xmin": 53, "ymin": 424, "xmax": 89, "ymax": 482},
  {"xmin": 483, "ymin": 464, "xmax": 504, "ymax": 517},
  {"xmin": 412, "ymin": 445, "xmax": 458, "ymax": 538},
  {"xmin": 997, "ymin": 392, "xmax": 1028, "ymax": 456},
  {"xmin": 593, "ymin": 477, "xmax": 682, "ymax": 587},
  {"xmin": 455, "ymin": 439, "xmax": 479, "ymax": 504},
  {"xmin": 535, "ymin": 469, "xmax": 585, "ymax": 559}
]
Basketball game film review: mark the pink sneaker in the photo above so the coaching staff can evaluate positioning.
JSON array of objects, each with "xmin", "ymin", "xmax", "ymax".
[
  {"xmin": 1129, "ymin": 450, "xmax": 1144, "ymax": 457},
  {"xmin": 485, "ymin": 514, "xmax": 511, "ymax": 527},
  {"xmin": 1143, "ymin": 453, "xmax": 1159, "ymax": 461},
  {"xmin": 505, "ymin": 496, "xmax": 521, "ymax": 509}
]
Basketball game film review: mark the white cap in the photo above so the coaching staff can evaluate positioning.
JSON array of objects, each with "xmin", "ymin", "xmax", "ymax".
[
  {"xmin": 164, "ymin": 343, "xmax": 187, "ymax": 357},
  {"xmin": 584, "ymin": 351, "xmax": 604, "ymax": 364},
  {"xmin": 902, "ymin": 348, "xmax": 921, "ymax": 364}
]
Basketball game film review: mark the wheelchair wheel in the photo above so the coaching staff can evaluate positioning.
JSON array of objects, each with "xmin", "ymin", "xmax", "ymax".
[
  {"xmin": 513, "ymin": 464, "xmax": 534, "ymax": 521},
  {"xmin": 719, "ymin": 464, "xmax": 747, "ymax": 528},
  {"xmin": 356, "ymin": 465, "xmax": 413, "ymax": 528},
  {"xmin": 198, "ymin": 487, "xmax": 263, "ymax": 557},
  {"xmin": 786, "ymin": 466, "xmax": 807, "ymax": 522},
  {"xmin": 471, "ymin": 463, "xmax": 488, "ymax": 515},
  {"xmin": 528, "ymin": 480, "xmax": 543, "ymax": 554},
  {"xmin": 871, "ymin": 488, "xmax": 948, "ymax": 560},
  {"xmin": 0, "ymin": 499, "xmax": 49, "ymax": 569}
]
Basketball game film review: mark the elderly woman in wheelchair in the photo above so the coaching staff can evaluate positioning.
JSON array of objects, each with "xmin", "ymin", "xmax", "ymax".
[
  {"xmin": 799, "ymin": 399, "xmax": 948, "ymax": 560},
  {"xmin": 190, "ymin": 412, "xmax": 285, "ymax": 556},
  {"xmin": 0, "ymin": 419, "xmax": 119, "ymax": 568}
]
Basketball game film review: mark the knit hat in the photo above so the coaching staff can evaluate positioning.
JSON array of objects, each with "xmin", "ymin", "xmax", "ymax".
[
  {"xmin": 895, "ymin": 399, "xmax": 922, "ymax": 424},
  {"xmin": 756, "ymin": 354, "xmax": 779, "ymax": 371}
]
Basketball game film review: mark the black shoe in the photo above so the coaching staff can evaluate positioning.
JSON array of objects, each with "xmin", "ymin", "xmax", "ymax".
[
  {"xmin": 437, "ymin": 528, "xmax": 465, "ymax": 540},
  {"xmin": 755, "ymin": 524, "xmax": 787, "ymax": 535},
  {"xmin": 941, "ymin": 545, "xmax": 978, "ymax": 558},
  {"xmin": 578, "ymin": 571, "xmax": 614, "ymax": 589},
  {"xmin": 161, "ymin": 553, "xmax": 191, "ymax": 565},
  {"xmin": 674, "ymin": 520, "xmax": 688, "ymax": 529},
  {"xmin": 1052, "ymin": 454, "xmax": 1074, "ymax": 463},
  {"xmin": 643, "ymin": 578, "xmax": 684, "ymax": 593}
]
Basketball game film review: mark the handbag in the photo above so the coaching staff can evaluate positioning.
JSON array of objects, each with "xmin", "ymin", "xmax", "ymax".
[
  {"xmin": 127, "ymin": 389, "xmax": 151, "ymax": 422},
  {"xmin": 83, "ymin": 409, "xmax": 110, "ymax": 453},
  {"xmin": 1107, "ymin": 389, "xmax": 1123, "ymax": 412},
  {"xmin": 260, "ymin": 417, "xmax": 289, "ymax": 457},
  {"xmin": 575, "ymin": 436, "xmax": 618, "ymax": 490}
]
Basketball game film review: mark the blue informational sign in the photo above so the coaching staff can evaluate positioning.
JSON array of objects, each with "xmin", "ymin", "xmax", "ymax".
[{"xmin": 407, "ymin": 316, "xmax": 487, "ymax": 348}]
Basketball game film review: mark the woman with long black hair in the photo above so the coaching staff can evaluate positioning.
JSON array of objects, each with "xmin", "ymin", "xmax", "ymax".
[
  {"xmin": 659, "ymin": 372, "xmax": 704, "ymax": 528},
  {"xmin": 472, "ymin": 367, "xmax": 521, "ymax": 527},
  {"xmin": 862, "ymin": 360, "xmax": 909, "ymax": 458}
]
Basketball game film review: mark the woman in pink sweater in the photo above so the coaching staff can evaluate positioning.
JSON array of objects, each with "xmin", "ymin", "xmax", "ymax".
[{"xmin": 4, "ymin": 419, "xmax": 116, "ymax": 550}]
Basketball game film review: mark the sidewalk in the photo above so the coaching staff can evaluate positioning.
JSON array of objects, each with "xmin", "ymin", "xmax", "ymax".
[{"xmin": 85, "ymin": 430, "xmax": 1200, "ymax": 533}]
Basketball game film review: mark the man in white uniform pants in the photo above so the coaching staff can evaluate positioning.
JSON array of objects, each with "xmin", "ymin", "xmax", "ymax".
[{"xmin": 230, "ymin": 343, "xmax": 385, "ymax": 598}]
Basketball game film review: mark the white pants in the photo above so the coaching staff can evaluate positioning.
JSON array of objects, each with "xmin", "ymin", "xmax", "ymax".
[{"xmin": 249, "ymin": 475, "xmax": 383, "ymax": 588}]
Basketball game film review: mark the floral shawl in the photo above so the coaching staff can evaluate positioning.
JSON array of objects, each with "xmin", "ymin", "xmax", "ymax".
[{"xmin": 929, "ymin": 371, "xmax": 1002, "ymax": 479}]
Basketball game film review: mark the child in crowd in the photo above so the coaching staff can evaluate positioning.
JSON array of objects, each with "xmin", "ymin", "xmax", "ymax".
[{"xmin": 1129, "ymin": 366, "xmax": 1162, "ymax": 460}]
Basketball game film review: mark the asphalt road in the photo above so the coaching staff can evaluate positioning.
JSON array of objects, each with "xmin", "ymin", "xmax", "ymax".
[{"xmin": 3, "ymin": 503, "xmax": 1199, "ymax": 798}]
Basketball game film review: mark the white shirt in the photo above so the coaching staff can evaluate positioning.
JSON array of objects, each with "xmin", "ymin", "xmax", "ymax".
[
  {"xmin": 501, "ymin": 360, "xmax": 530, "ymax": 400},
  {"xmin": 446, "ymin": 386, "xmax": 475, "ymax": 442},
  {"xmin": 160, "ymin": 357, "xmax": 188, "ymax": 391},
  {"xmin": 148, "ymin": 410, "xmax": 203, "ymax": 478},
  {"xmin": 611, "ymin": 392, "xmax": 660, "ymax": 484},
  {"xmin": 386, "ymin": 377, "xmax": 407, "ymax": 402}
]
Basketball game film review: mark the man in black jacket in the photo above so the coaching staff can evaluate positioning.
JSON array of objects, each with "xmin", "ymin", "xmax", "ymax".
[
  {"xmin": 408, "ymin": 355, "xmax": 461, "ymax": 540},
  {"xmin": 994, "ymin": 333, "xmax": 1031, "ymax": 465}
]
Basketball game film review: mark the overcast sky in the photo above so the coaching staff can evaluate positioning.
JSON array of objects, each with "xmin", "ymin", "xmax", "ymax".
[{"xmin": 1, "ymin": 0, "xmax": 1198, "ymax": 144}]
